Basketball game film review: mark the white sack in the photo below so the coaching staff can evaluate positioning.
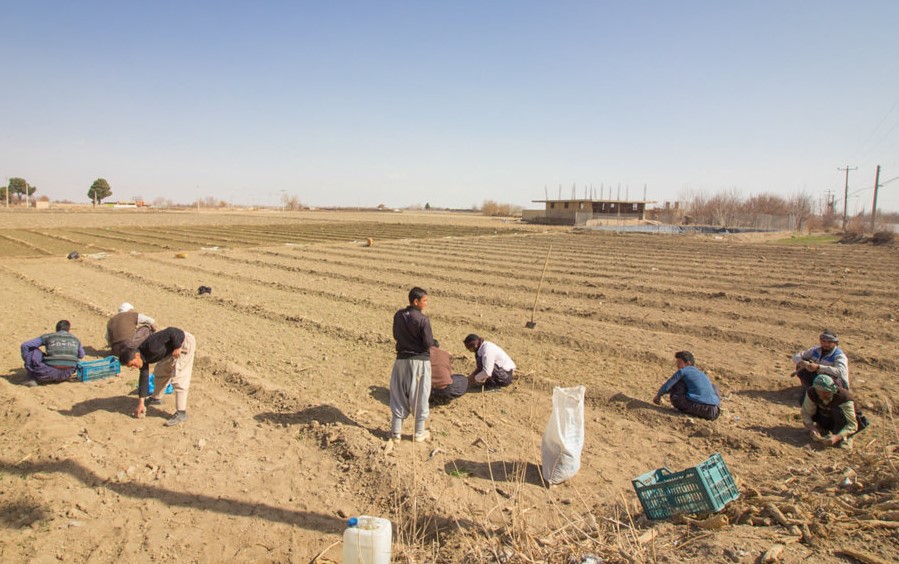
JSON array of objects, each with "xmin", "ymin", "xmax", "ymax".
[{"xmin": 541, "ymin": 385, "xmax": 586, "ymax": 485}]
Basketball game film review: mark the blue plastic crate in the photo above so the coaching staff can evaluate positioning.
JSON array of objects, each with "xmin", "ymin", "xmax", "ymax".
[
  {"xmin": 632, "ymin": 453, "xmax": 739, "ymax": 520},
  {"xmin": 77, "ymin": 356, "xmax": 121, "ymax": 382}
]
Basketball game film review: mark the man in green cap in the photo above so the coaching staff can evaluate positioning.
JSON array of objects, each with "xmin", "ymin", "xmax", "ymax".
[{"xmin": 801, "ymin": 374, "xmax": 860, "ymax": 448}]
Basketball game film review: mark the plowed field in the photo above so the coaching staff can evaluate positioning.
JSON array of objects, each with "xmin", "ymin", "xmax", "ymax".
[{"xmin": 1, "ymin": 209, "xmax": 897, "ymax": 563}]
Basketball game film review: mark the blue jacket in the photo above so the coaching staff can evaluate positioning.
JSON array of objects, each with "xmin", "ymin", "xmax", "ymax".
[{"xmin": 657, "ymin": 365, "xmax": 720, "ymax": 406}]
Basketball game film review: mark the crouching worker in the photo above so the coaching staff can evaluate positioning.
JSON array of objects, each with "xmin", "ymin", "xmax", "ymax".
[
  {"xmin": 792, "ymin": 329, "xmax": 848, "ymax": 397},
  {"xmin": 464, "ymin": 334, "xmax": 516, "ymax": 389},
  {"xmin": 429, "ymin": 340, "xmax": 468, "ymax": 403},
  {"xmin": 20, "ymin": 320, "xmax": 85, "ymax": 385},
  {"xmin": 106, "ymin": 302, "xmax": 158, "ymax": 357},
  {"xmin": 653, "ymin": 351, "xmax": 721, "ymax": 420},
  {"xmin": 120, "ymin": 327, "xmax": 196, "ymax": 427},
  {"xmin": 802, "ymin": 375, "xmax": 865, "ymax": 449}
]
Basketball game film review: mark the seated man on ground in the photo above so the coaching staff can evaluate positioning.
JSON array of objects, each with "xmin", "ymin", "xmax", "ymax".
[
  {"xmin": 792, "ymin": 329, "xmax": 848, "ymax": 395},
  {"xmin": 653, "ymin": 351, "xmax": 721, "ymax": 420},
  {"xmin": 429, "ymin": 340, "xmax": 469, "ymax": 403},
  {"xmin": 106, "ymin": 302, "xmax": 158, "ymax": 358},
  {"xmin": 463, "ymin": 334, "xmax": 516, "ymax": 389},
  {"xmin": 802, "ymin": 374, "xmax": 861, "ymax": 449},
  {"xmin": 20, "ymin": 320, "xmax": 85, "ymax": 386}
]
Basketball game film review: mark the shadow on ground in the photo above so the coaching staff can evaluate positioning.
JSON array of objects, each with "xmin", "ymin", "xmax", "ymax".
[
  {"xmin": 736, "ymin": 387, "xmax": 803, "ymax": 408},
  {"xmin": 0, "ymin": 457, "xmax": 345, "ymax": 533},
  {"xmin": 59, "ymin": 395, "xmax": 172, "ymax": 420},
  {"xmin": 255, "ymin": 404, "xmax": 361, "ymax": 427},
  {"xmin": 747, "ymin": 424, "xmax": 810, "ymax": 447},
  {"xmin": 607, "ymin": 392, "xmax": 671, "ymax": 414},
  {"xmin": 368, "ymin": 385, "xmax": 390, "ymax": 407},
  {"xmin": 444, "ymin": 459, "xmax": 545, "ymax": 487}
]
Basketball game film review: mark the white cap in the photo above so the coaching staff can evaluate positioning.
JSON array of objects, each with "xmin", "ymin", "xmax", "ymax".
[{"xmin": 118, "ymin": 302, "xmax": 134, "ymax": 313}]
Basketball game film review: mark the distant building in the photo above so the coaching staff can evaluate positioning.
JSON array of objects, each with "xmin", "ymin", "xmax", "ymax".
[{"xmin": 524, "ymin": 198, "xmax": 656, "ymax": 226}]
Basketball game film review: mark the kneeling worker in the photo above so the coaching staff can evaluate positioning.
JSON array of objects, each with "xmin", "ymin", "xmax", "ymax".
[
  {"xmin": 463, "ymin": 334, "xmax": 516, "ymax": 388},
  {"xmin": 802, "ymin": 374, "xmax": 861, "ymax": 449},
  {"xmin": 653, "ymin": 351, "xmax": 721, "ymax": 420},
  {"xmin": 429, "ymin": 340, "xmax": 468, "ymax": 402},
  {"xmin": 120, "ymin": 326, "xmax": 196, "ymax": 427}
]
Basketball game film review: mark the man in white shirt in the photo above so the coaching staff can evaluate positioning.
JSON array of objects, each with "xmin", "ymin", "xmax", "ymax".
[{"xmin": 464, "ymin": 334, "xmax": 516, "ymax": 389}]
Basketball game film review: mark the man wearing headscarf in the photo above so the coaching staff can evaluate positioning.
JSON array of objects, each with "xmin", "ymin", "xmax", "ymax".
[
  {"xmin": 801, "ymin": 374, "xmax": 859, "ymax": 448},
  {"xmin": 792, "ymin": 330, "xmax": 848, "ymax": 395},
  {"xmin": 428, "ymin": 340, "xmax": 468, "ymax": 402},
  {"xmin": 106, "ymin": 302, "xmax": 158, "ymax": 357}
]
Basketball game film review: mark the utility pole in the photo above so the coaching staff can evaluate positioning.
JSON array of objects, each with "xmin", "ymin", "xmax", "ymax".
[
  {"xmin": 838, "ymin": 165, "xmax": 857, "ymax": 231},
  {"xmin": 871, "ymin": 165, "xmax": 881, "ymax": 233},
  {"xmin": 4, "ymin": 178, "xmax": 8, "ymax": 208}
]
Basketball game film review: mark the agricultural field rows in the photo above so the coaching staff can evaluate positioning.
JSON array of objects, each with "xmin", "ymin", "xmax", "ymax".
[{"xmin": 1, "ymin": 211, "xmax": 897, "ymax": 562}]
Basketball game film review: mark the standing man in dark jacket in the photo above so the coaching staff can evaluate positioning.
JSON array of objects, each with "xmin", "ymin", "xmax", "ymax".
[
  {"xmin": 390, "ymin": 287, "xmax": 434, "ymax": 442},
  {"xmin": 20, "ymin": 320, "xmax": 85, "ymax": 385},
  {"xmin": 120, "ymin": 326, "xmax": 197, "ymax": 427}
]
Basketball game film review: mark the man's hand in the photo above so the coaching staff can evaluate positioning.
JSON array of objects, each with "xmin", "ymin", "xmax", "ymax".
[
  {"xmin": 134, "ymin": 399, "xmax": 146, "ymax": 419},
  {"xmin": 809, "ymin": 429, "xmax": 823, "ymax": 441},
  {"xmin": 829, "ymin": 434, "xmax": 842, "ymax": 446},
  {"xmin": 652, "ymin": 395, "xmax": 662, "ymax": 405},
  {"xmin": 171, "ymin": 347, "xmax": 182, "ymax": 359}
]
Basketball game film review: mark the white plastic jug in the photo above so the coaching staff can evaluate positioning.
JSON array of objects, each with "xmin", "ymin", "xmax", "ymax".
[{"xmin": 343, "ymin": 516, "xmax": 392, "ymax": 564}]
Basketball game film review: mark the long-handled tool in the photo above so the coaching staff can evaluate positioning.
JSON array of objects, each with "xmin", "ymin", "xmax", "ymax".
[{"xmin": 526, "ymin": 244, "xmax": 552, "ymax": 329}]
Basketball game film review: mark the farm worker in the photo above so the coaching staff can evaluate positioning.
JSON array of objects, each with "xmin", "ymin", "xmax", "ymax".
[
  {"xmin": 390, "ymin": 287, "xmax": 434, "ymax": 442},
  {"xmin": 792, "ymin": 330, "xmax": 848, "ymax": 395},
  {"xmin": 106, "ymin": 302, "xmax": 158, "ymax": 357},
  {"xmin": 120, "ymin": 327, "xmax": 196, "ymax": 427},
  {"xmin": 428, "ymin": 340, "xmax": 469, "ymax": 402},
  {"xmin": 802, "ymin": 375, "xmax": 862, "ymax": 449},
  {"xmin": 20, "ymin": 320, "xmax": 85, "ymax": 386},
  {"xmin": 653, "ymin": 351, "xmax": 721, "ymax": 420},
  {"xmin": 463, "ymin": 334, "xmax": 516, "ymax": 388}
]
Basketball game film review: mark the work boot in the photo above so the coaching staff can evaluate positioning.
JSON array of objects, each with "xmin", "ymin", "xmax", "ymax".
[{"xmin": 165, "ymin": 411, "xmax": 188, "ymax": 427}]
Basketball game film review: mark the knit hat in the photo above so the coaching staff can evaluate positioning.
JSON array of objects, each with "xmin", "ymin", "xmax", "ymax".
[
  {"xmin": 819, "ymin": 330, "xmax": 839, "ymax": 343},
  {"xmin": 118, "ymin": 302, "xmax": 134, "ymax": 313},
  {"xmin": 812, "ymin": 374, "xmax": 837, "ymax": 394}
]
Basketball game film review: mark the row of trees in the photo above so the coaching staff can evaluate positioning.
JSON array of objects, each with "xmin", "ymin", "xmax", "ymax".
[
  {"xmin": 2, "ymin": 177, "xmax": 113, "ymax": 206},
  {"xmin": 1, "ymin": 178, "xmax": 38, "ymax": 205},
  {"xmin": 653, "ymin": 190, "xmax": 817, "ymax": 231}
]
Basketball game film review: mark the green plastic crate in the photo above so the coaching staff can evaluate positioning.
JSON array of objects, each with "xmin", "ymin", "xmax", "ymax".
[
  {"xmin": 77, "ymin": 356, "xmax": 121, "ymax": 382},
  {"xmin": 632, "ymin": 453, "xmax": 739, "ymax": 520}
]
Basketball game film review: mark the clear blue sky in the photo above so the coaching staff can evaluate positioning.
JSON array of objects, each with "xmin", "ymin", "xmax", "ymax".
[{"xmin": 3, "ymin": 1, "xmax": 899, "ymax": 212}]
